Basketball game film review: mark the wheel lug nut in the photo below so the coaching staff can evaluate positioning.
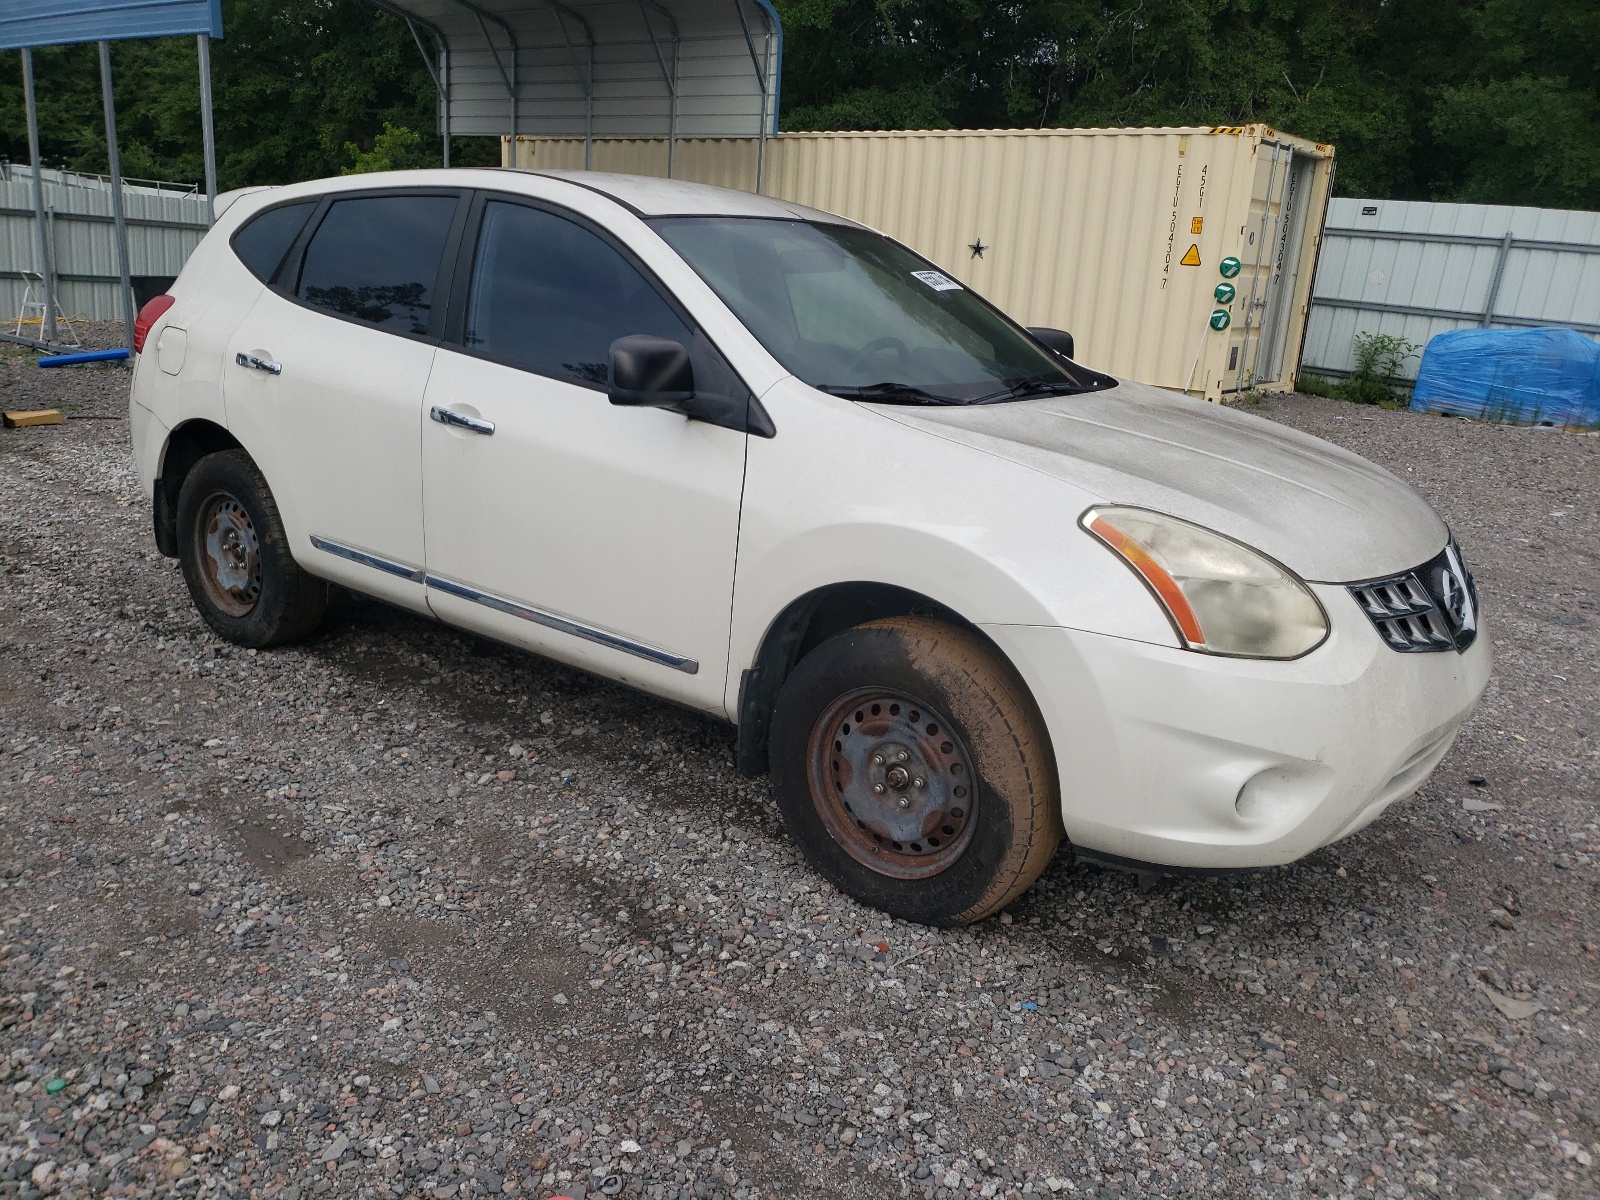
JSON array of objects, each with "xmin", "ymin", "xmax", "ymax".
[
  {"xmin": 897, "ymin": 797, "xmax": 911, "ymax": 809},
  {"xmin": 897, "ymin": 750, "xmax": 909, "ymax": 762},
  {"xmin": 913, "ymin": 777, "xmax": 925, "ymax": 788},
  {"xmin": 872, "ymin": 784, "xmax": 885, "ymax": 795},
  {"xmin": 872, "ymin": 754, "xmax": 884, "ymax": 766}
]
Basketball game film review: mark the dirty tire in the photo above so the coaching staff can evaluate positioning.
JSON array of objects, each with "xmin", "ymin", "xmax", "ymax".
[
  {"xmin": 771, "ymin": 616, "xmax": 1062, "ymax": 925},
  {"xmin": 176, "ymin": 449, "xmax": 326, "ymax": 648}
]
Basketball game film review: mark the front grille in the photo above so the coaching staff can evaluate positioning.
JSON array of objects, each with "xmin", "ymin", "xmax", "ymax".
[{"xmin": 1348, "ymin": 541, "xmax": 1479, "ymax": 653}]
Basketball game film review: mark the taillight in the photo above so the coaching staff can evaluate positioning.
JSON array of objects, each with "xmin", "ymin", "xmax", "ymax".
[{"xmin": 133, "ymin": 294, "xmax": 175, "ymax": 354}]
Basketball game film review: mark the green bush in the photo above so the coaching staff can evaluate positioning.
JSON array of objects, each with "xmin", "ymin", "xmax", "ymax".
[
  {"xmin": 1295, "ymin": 372, "xmax": 1339, "ymax": 398},
  {"xmin": 1338, "ymin": 332, "xmax": 1418, "ymax": 406}
]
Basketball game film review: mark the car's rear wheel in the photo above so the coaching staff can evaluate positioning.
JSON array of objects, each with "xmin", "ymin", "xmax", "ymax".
[
  {"xmin": 770, "ymin": 616, "xmax": 1062, "ymax": 924},
  {"xmin": 176, "ymin": 449, "xmax": 326, "ymax": 648}
]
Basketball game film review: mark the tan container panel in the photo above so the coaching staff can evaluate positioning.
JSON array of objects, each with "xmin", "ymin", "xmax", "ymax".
[
  {"xmin": 761, "ymin": 128, "xmax": 1331, "ymax": 397},
  {"xmin": 511, "ymin": 136, "xmax": 761, "ymax": 191},
  {"xmin": 506, "ymin": 126, "xmax": 1333, "ymax": 399}
]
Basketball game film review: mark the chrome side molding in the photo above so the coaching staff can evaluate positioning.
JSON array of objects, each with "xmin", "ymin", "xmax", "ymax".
[
  {"xmin": 308, "ymin": 536, "xmax": 425, "ymax": 583},
  {"xmin": 304, "ymin": 538, "xmax": 697, "ymax": 674},
  {"xmin": 425, "ymin": 574, "xmax": 699, "ymax": 674}
]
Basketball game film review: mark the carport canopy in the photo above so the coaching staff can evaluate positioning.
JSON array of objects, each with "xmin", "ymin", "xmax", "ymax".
[{"xmin": 370, "ymin": 0, "xmax": 781, "ymax": 166}]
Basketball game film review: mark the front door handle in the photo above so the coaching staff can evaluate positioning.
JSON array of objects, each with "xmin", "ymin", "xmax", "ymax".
[
  {"xmin": 235, "ymin": 351, "xmax": 282, "ymax": 375},
  {"xmin": 430, "ymin": 405, "xmax": 495, "ymax": 436}
]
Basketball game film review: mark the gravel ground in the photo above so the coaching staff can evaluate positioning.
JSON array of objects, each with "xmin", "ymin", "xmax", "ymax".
[{"xmin": 2, "ymin": 342, "xmax": 1597, "ymax": 1200}]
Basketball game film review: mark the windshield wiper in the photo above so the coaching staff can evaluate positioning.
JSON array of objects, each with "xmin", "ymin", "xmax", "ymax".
[
  {"xmin": 970, "ymin": 376, "xmax": 1087, "ymax": 405},
  {"xmin": 822, "ymin": 377, "xmax": 1086, "ymax": 406},
  {"xmin": 816, "ymin": 382, "xmax": 959, "ymax": 406}
]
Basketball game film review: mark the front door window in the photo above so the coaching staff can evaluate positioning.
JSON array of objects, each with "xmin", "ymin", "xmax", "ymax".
[{"xmin": 464, "ymin": 200, "xmax": 693, "ymax": 386}]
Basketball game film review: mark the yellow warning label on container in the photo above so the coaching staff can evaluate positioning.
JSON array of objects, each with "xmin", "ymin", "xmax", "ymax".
[
  {"xmin": 1180, "ymin": 244, "xmax": 1202, "ymax": 267},
  {"xmin": 1191, "ymin": 217, "xmax": 1204, "ymax": 235}
]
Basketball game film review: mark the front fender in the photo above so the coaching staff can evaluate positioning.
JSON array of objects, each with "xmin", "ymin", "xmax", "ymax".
[{"xmin": 726, "ymin": 381, "xmax": 1178, "ymax": 709}]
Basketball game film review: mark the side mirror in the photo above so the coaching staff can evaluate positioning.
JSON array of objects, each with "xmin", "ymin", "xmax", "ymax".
[
  {"xmin": 609, "ymin": 334, "xmax": 695, "ymax": 408},
  {"xmin": 1027, "ymin": 327, "xmax": 1075, "ymax": 361}
]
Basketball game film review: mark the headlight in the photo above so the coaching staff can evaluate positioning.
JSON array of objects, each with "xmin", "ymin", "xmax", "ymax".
[{"xmin": 1082, "ymin": 506, "xmax": 1328, "ymax": 659}]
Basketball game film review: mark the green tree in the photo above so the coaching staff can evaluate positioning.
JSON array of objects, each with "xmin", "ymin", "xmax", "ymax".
[
  {"xmin": 772, "ymin": 0, "xmax": 1600, "ymax": 208},
  {"xmin": 0, "ymin": 0, "xmax": 498, "ymax": 190},
  {"xmin": 2, "ymin": 0, "xmax": 1595, "ymax": 208},
  {"xmin": 1428, "ymin": 0, "xmax": 1600, "ymax": 207},
  {"xmin": 343, "ymin": 121, "xmax": 426, "ymax": 173}
]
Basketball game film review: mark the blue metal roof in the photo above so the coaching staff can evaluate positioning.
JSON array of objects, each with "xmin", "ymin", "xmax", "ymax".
[{"xmin": 0, "ymin": 0, "xmax": 223, "ymax": 52}]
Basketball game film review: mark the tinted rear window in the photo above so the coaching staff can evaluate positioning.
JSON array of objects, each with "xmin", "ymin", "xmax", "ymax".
[
  {"xmin": 296, "ymin": 194, "xmax": 459, "ymax": 336},
  {"xmin": 232, "ymin": 201, "xmax": 316, "ymax": 283}
]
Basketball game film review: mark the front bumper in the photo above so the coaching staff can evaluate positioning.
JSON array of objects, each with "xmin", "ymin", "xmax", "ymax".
[{"xmin": 982, "ymin": 584, "xmax": 1492, "ymax": 869}]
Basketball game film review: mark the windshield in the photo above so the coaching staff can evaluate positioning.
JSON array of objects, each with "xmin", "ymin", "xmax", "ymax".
[{"xmin": 651, "ymin": 217, "xmax": 1115, "ymax": 404}]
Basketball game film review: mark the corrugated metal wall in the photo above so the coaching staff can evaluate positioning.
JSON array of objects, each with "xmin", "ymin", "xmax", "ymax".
[
  {"xmin": 515, "ymin": 127, "xmax": 1335, "ymax": 398},
  {"xmin": 1, "ymin": 165, "xmax": 210, "ymax": 325},
  {"xmin": 1302, "ymin": 197, "xmax": 1600, "ymax": 381}
]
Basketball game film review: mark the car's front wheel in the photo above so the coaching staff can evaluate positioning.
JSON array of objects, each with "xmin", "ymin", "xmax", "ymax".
[
  {"xmin": 176, "ymin": 449, "xmax": 326, "ymax": 648},
  {"xmin": 770, "ymin": 616, "xmax": 1062, "ymax": 925}
]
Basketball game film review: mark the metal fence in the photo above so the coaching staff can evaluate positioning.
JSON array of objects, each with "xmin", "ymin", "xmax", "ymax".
[
  {"xmin": 1301, "ymin": 197, "xmax": 1600, "ymax": 382},
  {"xmin": 1, "ymin": 163, "xmax": 210, "ymax": 326}
]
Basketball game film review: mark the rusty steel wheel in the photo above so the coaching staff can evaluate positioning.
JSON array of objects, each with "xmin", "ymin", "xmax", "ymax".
[
  {"xmin": 194, "ymin": 491, "xmax": 263, "ymax": 617},
  {"xmin": 176, "ymin": 449, "xmax": 326, "ymax": 648},
  {"xmin": 771, "ymin": 616, "xmax": 1063, "ymax": 925},
  {"xmin": 808, "ymin": 688, "xmax": 977, "ymax": 879}
]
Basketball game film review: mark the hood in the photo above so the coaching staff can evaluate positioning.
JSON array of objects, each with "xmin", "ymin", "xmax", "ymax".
[{"xmin": 874, "ymin": 379, "xmax": 1448, "ymax": 582}]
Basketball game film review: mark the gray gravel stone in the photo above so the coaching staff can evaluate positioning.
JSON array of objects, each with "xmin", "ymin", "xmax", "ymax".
[{"xmin": 1, "ymin": 358, "xmax": 1597, "ymax": 1198}]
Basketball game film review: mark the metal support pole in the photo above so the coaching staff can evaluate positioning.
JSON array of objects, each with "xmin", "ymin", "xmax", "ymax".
[
  {"xmin": 733, "ymin": 0, "xmax": 769, "ymax": 194},
  {"xmin": 757, "ymin": 29, "xmax": 771, "ymax": 193},
  {"xmin": 197, "ymin": 34, "xmax": 218, "ymax": 222},
  {"xmin": 547, "ymin": 4, "xmax": 595, "ymax": 169},
  {"xmin": 638, "ymin": 1, "xmax": 679, "ymax": 177},
  {"xmin": 404, "ymin": 17, "xmax": 449, "ymax": 167},
  {"xmin": 21, "ymin": 49, "xmax": 58, "ymax": 344},
  {"xmin": 98, "ymin": 41, "xmax": 136, "ymax": 352},
  {"xmin": 1481, "ymin": 230, "xmax": 1514, "ymax": 326},
  {"xmin": 668, "ymin": 35, "xmax": 679, "ymax": 179},
  {"xmin": 585, "ymin": 43, "xmax": 595, "ymax": 169}
]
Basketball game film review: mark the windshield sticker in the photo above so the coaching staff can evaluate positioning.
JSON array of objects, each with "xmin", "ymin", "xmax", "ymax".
[{"xmin": 911, "ymin": 270, "xmax": 964, "ymax": 292}]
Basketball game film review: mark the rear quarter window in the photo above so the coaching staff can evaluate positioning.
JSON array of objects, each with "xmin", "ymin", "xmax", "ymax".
[{"xmin": 231, "ymin": 201, "xmax": 317, "ymax": 283}]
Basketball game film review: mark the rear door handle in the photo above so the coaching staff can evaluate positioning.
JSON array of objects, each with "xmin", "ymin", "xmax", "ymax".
[
  {"xmin": 430, "ymin": 406, "xmax": 495, "ymax": 436},
  {"xmin": 235, "ymin": 351, "xmax": 282, "ymax": 375}
]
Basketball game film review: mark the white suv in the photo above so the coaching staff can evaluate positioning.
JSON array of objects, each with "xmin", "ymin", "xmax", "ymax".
[{"xmin": 129, "ymin": 169, "xmax": 1490, "ymax": 924}]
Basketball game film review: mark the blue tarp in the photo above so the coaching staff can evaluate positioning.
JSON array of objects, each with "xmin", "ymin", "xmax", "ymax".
[{"xmin": 1411, "ymin": 327, "xmax": 1600, "ymax": 428}]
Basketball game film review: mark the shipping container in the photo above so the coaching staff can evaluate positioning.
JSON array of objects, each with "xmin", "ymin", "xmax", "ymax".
[{"xmin": 508, "ymin": 125, "xmax": 1335, "ymax": 400}]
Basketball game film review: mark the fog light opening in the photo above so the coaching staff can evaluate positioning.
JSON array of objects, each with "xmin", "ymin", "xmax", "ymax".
[{"xmin": 1234, "ymin": 765, "xmax": 1302, "ymax": 824}]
